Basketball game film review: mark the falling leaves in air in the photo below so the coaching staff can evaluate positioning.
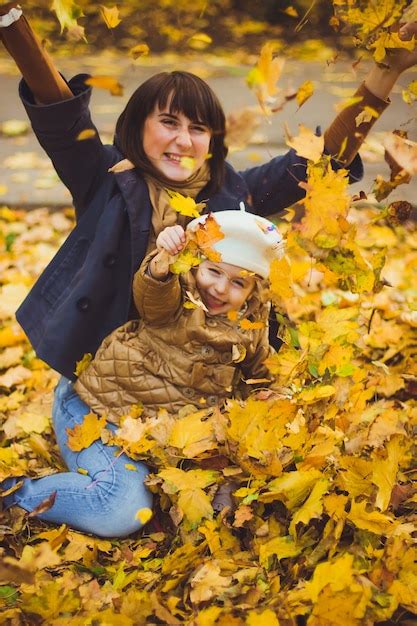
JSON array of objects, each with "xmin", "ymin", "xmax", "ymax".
[
  {"xmin": 129, "ymin": 43, "xmax": 150, "ymax": 59},
  {"xmin": 246, "ymin": 42, "xmax": 285, "ymax": 113},
  {"xmin": 99, "ymin": 5, "xmax": 122, "ymax": 29},
  {"xmin": 84, "ymin": 76, "xmax": 124, "ymax": 96},
  {"xmin": 51, "ymin": 0, "xmax": 86, "ymax": 40},
  {"xmin": 285, "ymin": 123, "xmax": 324, "ymax": 163}
]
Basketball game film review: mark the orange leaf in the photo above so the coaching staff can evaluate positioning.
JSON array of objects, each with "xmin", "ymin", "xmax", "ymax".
[
  {"xmin": 239, "ymin": 319, "xmax": 265, "ymax": 330},
  {"xmin": 194, "ymin": 214, "xmax": 225, "ymax": 250}
]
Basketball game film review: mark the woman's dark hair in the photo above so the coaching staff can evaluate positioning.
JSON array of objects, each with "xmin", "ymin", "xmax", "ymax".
[{"xmin": 115, "ymin": 71, "xmax": 228, "ymax": 194}]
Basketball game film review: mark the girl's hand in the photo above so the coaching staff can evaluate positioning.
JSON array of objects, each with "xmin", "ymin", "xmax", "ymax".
[{"xmin": 156, "ymin": 225, "xmax": 186, "ymax": 255}]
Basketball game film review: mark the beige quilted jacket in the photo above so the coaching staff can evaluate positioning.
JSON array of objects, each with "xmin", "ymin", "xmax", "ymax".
[{"xmin": 74, "ymin": 253, "xmax": 274, "ymax": 423}]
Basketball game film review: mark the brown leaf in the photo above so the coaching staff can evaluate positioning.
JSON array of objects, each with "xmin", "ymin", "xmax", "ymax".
[{"xmin": 27, "ymin": 491, "xmax": 57, "ymax": 518}]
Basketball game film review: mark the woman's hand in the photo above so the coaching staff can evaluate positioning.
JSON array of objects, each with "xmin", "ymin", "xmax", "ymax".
[
  {"xmin": 364, "ymin": 22, "xmax": 417, "ymax": 101},
  {"xmin": 156, "ymin": 225, "xmax": 186, "ymax": 255},
  {"xmin": 392, "ymin": 21, "xmax": 417, "ymax": 73}
]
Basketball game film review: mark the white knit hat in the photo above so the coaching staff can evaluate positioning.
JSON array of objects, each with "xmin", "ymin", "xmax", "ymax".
[{"xmin": 187, "ymin": 206, "xmax": 284, "ymax": 279}]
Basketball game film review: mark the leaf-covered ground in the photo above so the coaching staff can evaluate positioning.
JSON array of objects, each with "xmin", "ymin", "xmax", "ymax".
[{"xmin": 0, "ymin": 154, "xmax": 416, "ymax": 625}]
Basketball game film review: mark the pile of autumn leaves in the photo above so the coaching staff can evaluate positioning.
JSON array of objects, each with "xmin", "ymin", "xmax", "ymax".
[{"xmin": 0, "ymin": 156, "xmax": 416, "ymax": 625}]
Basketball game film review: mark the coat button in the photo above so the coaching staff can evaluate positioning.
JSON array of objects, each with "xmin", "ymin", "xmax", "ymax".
[
  {"xmin": 201, "ymin": 345, "xmax": 214, "ymax": 357},
  {"xmin": 76, "ymin": 297, "xmax": 90, "ymax": 312},
  {"xmin": 183, "ymin": 387, "xmax": 196, "ymax": 399},
  {"xmin": 207, "ymin": 395, "xmax": 218, "ymax": 406},
  {"xmin": 103, "ymin": 253, "xmax": 116, "ymax": 268},
  {"xmin": 220, "ymin": 352, "xmax": 230, "ymax": 364}
]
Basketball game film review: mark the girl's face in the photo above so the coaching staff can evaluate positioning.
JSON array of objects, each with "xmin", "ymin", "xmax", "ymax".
[
  {"xmin": 196, "ymin": 261, "xmax": 256, "ymax": 316},
  {"xmin": 142, "ymin": 104, "xmax": 212, "ymax": 181}
]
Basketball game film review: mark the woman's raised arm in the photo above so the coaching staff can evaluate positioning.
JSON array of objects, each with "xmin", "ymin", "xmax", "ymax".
[
  {"xmin": 323, "ymin": 21, "xmax": 417, "ymax": 165},
  {"xmin": 0, "ymin": 2, "xmax": 72, "ymax": 103}
]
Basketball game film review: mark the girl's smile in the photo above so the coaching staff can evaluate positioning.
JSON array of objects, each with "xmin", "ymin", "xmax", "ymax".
[
  {"xmin": 143, "ymin": 106, "xmax": 211, "ymax": 181},
  {"xmin": 196, "ymin": 261, "xmax": 256, "ymax": 315}
]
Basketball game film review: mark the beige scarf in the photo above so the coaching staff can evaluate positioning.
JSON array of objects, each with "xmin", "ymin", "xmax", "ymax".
[
  {"xmin": 109, "ymin": 158, "xmax": 211, "ymax": 254},
  {"xmin": 145, "ymin": 163, "xmax": 210, "ymax": 253}
]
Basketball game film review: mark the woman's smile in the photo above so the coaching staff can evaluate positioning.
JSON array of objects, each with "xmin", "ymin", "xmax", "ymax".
[{"xmin": 143, "ymin": 105, "xmax": 211, "ymax": 181}]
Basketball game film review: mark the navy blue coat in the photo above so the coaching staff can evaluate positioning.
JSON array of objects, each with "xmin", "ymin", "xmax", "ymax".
[{"xmin": 16, "ymin": 74, "xmax": 363, "ymax": 379}]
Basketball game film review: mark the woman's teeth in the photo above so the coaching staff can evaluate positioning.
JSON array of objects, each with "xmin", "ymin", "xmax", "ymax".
[{"xmin": 165, "ymin": 153, "xmax": 182, "ymax": 163}]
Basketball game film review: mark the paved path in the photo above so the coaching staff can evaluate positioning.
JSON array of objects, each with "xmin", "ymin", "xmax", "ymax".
[{"xmin": 0, "ymin": 52, "xmax": 416, "ymax": 207}]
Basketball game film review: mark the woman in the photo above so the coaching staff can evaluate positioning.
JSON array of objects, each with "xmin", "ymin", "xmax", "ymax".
[{"xmin": 1, "ymin": 3, "xmax": 417, "ymax": 536}]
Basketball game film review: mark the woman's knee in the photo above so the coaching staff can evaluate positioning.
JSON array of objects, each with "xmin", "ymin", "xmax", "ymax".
[{"xmin": 91, "ymin": 490, "xmax": 154, "ymax": 537}]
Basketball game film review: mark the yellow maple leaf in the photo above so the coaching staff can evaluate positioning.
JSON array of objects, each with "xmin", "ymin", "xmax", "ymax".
[
  {"xmin": 129, "ymin": 43, "xmax": 150, "ymax": 59},
  {"xmin": 178, "ymin": 488, "xmax": 214, "ymax": 527},
  {"xmin": 51, "ymin": 0, "xmax": 85, "ymax": 40},
  {"xmin": 73, "ymin": 352, "xmax": 92, "ymax": 377},
  {"xmin": 305, "ymin": 552, "xmax": 355, "ymax": 602},
  {"xmin": 296, "ymin": 80, "xmax": 314, "ymax": 108},
  {"xmin": 289, "ymin": 478, "xmax": 329, "ymax": 536},
  {"xmin": 167, "ymin": 190, "xmax": 205, "ymax": 218},
  {"xmin": 370, "ymin": 30, "xmax": 415, "ymax": 63},
  {"xmin": 159, "ymin": 467, "xmax": 219, "ymax": 492},
  {"xmin": 259, "ymin": 535, "xmax": 302, "ymax": 568},
  {"xmin": 246, "ymin": 42, "xmax": 285, "ymax": 113},
  {"xmin": 371, "ymin": 436, "xmax": 405, "ymax": 512},
  {"xmin": 299, "ymin": 160, "xmax": 350, "ymax": 247},
  {"xmin": 347, "ymin": 499, "xmax": 397, "ymax": 535},
  {"xmin": 336, "ymin": 456, "xmax": 374, "ymax": 498},
  {"xmin": 84, "ymin": 76, "xmax": 124, "ymax": 96},
  {"xmin": 269, "ymin": 256, "xmax": 294, "ymax": 300},
  {"xmin": 189, "ymin": 560, "xmax": 232, "ymax": 603},
  {"xmin": 99, "ymin": 5, "xmax": 121, "ymax": 29},
  {"xmin": 66, "ymin": 412, "xmax": 107, "ymax": 452},
  {"xmin": 170, "ymin": 249, "xmax": 201, "ymax": 274},
  {"xmin": 168, "ymin": 410, "xmax": 216, "ymax": 457},
  {"xmin": 285, "ymin": 123, "xmax": 324, "ymax": 163},
  {"xmin": 259, "ymin": 469, "xmax": 322, "ymax": 509},
  {"xmin": 246, "ymin": 609, "xmax": 280, "ymax": 626}
]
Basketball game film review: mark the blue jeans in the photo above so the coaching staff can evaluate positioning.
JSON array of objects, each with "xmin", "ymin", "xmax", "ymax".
[{"xmin": 2, "ymin": 377, "xmax": 153, "ymax": 537}]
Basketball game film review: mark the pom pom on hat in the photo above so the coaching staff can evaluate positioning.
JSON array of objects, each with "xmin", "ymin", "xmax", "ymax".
[{"xmin": 187, "ymin": 207, "xmax": 284, "ymax": 278}]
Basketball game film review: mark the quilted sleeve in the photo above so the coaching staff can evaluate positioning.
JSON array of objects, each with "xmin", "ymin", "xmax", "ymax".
[{"xmin": 132, "ymin": 252, "xmax": 182, "ymax": 326}]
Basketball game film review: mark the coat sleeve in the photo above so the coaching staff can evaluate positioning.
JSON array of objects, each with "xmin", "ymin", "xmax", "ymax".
[
  {"xmin": 239, "ymin": 148, "xmax": 363, "ymax": 217},
  {"xmin": 133, "ymin": 253, "xmax": 183, "ymax": 326},
  {"xmin": 19, "ymin": 73, "xmax": 115, "ymax": 220}
]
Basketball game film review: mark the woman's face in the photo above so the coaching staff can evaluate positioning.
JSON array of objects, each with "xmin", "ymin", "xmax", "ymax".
[{"xmin": 142, "ymin": 103, "xmax": 212, "ymax": 181}]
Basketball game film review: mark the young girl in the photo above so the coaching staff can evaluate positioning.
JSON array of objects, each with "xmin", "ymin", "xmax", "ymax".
[{"xmin": 2, "ymin": 210, "xmax": 283, "ymax": 537}]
